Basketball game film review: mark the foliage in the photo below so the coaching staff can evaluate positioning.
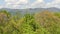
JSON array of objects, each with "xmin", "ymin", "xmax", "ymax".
[{"xmin": 0, "ymin": 10, "xmax": 60, "ymax": 34}]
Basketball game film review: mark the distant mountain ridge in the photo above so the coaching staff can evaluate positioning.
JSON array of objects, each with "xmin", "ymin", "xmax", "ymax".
[{"xmin": 0, "ymin": 7, "xmax": 60, "ymax": 14}]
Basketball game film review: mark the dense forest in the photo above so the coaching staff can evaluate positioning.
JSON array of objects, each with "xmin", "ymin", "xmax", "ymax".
[{"xmin": 0, "ymin": 10, "xmax": 60, "ymax": 34}]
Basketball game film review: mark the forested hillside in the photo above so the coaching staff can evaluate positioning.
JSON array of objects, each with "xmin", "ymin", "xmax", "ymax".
[{"xmin": 0, "ymin": 10, "xmax": 60, "ymax": 34}]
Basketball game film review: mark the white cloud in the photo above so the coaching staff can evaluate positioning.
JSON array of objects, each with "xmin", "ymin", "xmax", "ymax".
[
  {"xmin": 44, "ymin": 0, "xmax": 60, "ymax": 8},
  {"xmin": 0, "ymin": 0, "xmax": 60, "ymax": 9},
  {"xmin": 4, "ymin": 0, "xmax": 45, "ymax": 9},
  {"xmin": 0, "ymin": 5, "xmax": 3, "ymax": 8},
  {"xmin": 4, "ymin": 0, "xmax": 28, "ymax": 9},
  {"xmin": 31, "ymin": 0, "xmax": 44, "ymax": 6},
  {"xmin": 37, "ymin": 0, "xmax": 43, "ymax": 2},
  {"xmin": 30, "ymin": 0, "xmax": 60, "ymax": 8}
]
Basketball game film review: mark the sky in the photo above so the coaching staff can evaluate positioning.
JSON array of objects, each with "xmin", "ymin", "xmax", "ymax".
[{"xmin": 0, "ymin": 0, "xmax": 60, "ymax": 9}]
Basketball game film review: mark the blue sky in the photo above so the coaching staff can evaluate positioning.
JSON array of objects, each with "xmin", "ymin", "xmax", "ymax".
[
  {"xmin": 44, "ymin": 0, "xmax": 53, "ymax": 3},
  {"xmin": 0, "ymin": 0, "xmax": 60, "ymax": 9},
  {"xmin": 0, "ymin": 0, "xmax": 5, "ymax": 5}
]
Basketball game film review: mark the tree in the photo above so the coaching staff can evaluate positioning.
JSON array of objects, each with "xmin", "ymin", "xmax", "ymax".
[{"xmin": 0, "ymin": 10, "xmax": 11, "ymax": 26}]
